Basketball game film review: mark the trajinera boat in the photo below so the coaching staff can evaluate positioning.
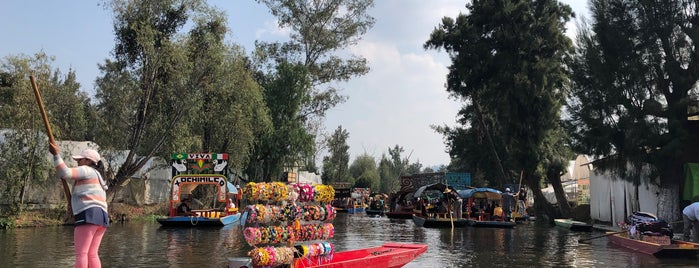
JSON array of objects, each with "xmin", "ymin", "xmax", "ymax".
[
  {"xmin": 554, "ymin": 218, "xmax": 593, "ymax": 232},
  {"xmin": 157, "ymin": 153, "xmax": 242, "ymax": 227},
  {"xmin": 386, "ymin": 190, "xmax": 417, "ymax": 219},
  {"xmin": 411, "ymin": 182, "xmax": 468, "ymax": 228},
  {"xmin": 607, "ymin": 232, "xmax": 699, "ymax": 258},
  {"xmin": 459, "ymin": 188, "xmax": 515, "ymax": 228}
]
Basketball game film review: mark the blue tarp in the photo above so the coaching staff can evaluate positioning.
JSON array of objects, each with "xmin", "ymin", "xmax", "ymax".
[{"xmin": 457, "ymin": 188, "xmax": 502, "ymax": 200}]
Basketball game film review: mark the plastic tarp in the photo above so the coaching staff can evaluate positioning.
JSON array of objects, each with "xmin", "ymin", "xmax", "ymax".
[
  {"xmin": 683, "ymin": 163, "xmax": 699, "ymax": 201},
  {"xmin": 457, "ymin": 188, "xmax": 502, "ymax": 200}
]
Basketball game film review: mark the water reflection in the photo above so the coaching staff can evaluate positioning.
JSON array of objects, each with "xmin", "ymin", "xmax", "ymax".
[{"xmin": 1, "ymin": 213, "xmax": 699, "ymax": 267}]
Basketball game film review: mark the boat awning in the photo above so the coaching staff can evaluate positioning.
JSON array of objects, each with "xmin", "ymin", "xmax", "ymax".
[
  {"xmin": 227, "ymin": 182, "xmax": 238, "ymax": 195},
  {"xmin": 413, "ymin": 182, "xmax": 448, "ymax": 198},
  {"xmin": 457, "ymin": 188, "xmax": 502, "ymax": 200}
]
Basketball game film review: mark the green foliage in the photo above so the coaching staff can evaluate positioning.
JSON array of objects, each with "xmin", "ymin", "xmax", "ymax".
[
  {"xmin": 322, "ymin": 126, "xmax": 351, "ymax": 184},
  {"xmin": 253, "ymin": 0, "xmax": 375, "ymax": 177},
  {"xmin": 425, "ymin": 0, "xmax": 574, "ymax": 187},
  {"xmin": 566, "ymin": 0, "xmax": 698, "ymax": 186},
  {"xmin": 97, "ymin": 0, "xmax": 270, "ymax": 191},
  {"xmin": 349, "ymin": 154, "xmax": 379, "ymax": 189},
  {"xmin": 0, "ymin": 217, "xmax": 15, "ymax": 229},
  {"xmin": 377, "ymin": 145, "xmax": 412, "ymax": 193},
  {"xmin": 0, "ymin": 53, "xmax": 78, "ymax": 214}
]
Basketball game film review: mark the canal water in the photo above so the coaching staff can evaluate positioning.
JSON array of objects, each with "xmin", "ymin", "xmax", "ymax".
[{"xmin": 1, "ymin": 213, "xmax": 697, "ymax": 267}]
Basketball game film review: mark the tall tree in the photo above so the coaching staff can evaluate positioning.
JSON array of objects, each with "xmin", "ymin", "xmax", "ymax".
[
  {"xmin": 425, "ymin": 0, "xmax": 575, "ymax": 217},
  {"xmin": 567, "ymin": 0, "xmax": 699, "ymax": 221},
  {"xmin": 349, "ymin": 153, "xmax": 379, "ymax": 190},
  {"xmin": 253, "ymin": 0, "xmax": 375, "ymax": 176},
  {"xmin": 378, "ymin": 145, "xmax": 411, "ymax": 194},
  {"xmin": 97, "ymin": 0, "xmax": 269, "ymax": 196},
  {"xmin": 322, "ymin": 126, "xmax": 350, "ymax": 184}
]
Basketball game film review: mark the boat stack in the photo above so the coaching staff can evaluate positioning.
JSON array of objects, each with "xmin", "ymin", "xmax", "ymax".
[{"xmin": 240, "ymin": 182, "xmax": 336, "ymax": 267}]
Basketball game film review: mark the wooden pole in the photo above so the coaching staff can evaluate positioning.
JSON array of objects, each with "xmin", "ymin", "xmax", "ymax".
[
  {"xmin": 515, "ymin": 170, "xmax": 524, "ymax": 215},
  {"xmin": 30, "ymin": 76, "xmax": 73, "ymax": 219}
]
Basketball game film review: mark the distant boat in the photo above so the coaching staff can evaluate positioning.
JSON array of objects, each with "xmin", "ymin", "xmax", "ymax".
[
  {"xmin": 554, "ymin": 218, "xmax": 593, "ymax": 232},
  {"xmin": 412, "ymin": 215, "xmax": 468, "ymax": 228},
  {"xmin": 466, "ymin": 219, "xmax": 516, "ymax": 228},
  {"xmin": 607, "ymin": 233, "xmax": 699, "ymax": 258},
  {"xmin": 347, "ymin": 205, "xmax": 366, "ymax": 214},
  {"xmin": 386, "ymin": 209, "xmax": 415, "ymax": 219},
  {"xmin": 459, "ymin": 187, "xmax": 516, "ymax": 228},
  {"xmin": 366, "ymin": 209, "xmax": 384, "ymax": 217}
]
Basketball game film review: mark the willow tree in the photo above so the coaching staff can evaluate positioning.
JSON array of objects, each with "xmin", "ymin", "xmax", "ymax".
[
  {"xmin": 96, "ymin": 0, "xmax": 269, "ymax": 196},
  {"xmin": 567, "ymin": 0, "xmax": 699, "ymax": 221},
  {"xmin": 249, "ymin": 0, "xmax": 375, "ymax": 180},
  {"xmin": 425, "ymin": 0, "xmax": 575, "ymax": 218}
]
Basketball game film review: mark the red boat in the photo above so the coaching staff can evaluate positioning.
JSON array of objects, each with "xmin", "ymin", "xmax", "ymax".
[
  {"xmin": 229, "ymin": 243, "xmax": 428, "ymax": 268},
  {"xmin": 607, "ymin": 233, "xmax": 699, "ymax": 257}
]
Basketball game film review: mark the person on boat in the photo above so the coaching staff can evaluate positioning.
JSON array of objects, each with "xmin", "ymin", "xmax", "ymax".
[
  {"xmin": 516, "ymin": 187, "xmax": 527, "ymax": 216},
  {"xmin": 177, "ymin": 197, "xmax": 196, "ymax": 216},
  {"xmin": 502, "ymin": 188, "xmax": 515, "ymax": 221},
  {"xmin": 443, "ymin": 186, "xmax": 463, "ymax": 219},
  {"xmin": 682, "ymin": 196, "xmax": 699, "ymax": 242},
  {"xmin": 49, "ymin": 143, "xmax": 109, "ymax": 268},
  {"xmin": 492, "ymin": 203, "xmax": 504, "ymax": 221}
]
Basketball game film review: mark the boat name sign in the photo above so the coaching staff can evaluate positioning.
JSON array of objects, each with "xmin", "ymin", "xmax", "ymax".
[{"xmin": 172, "ymin": 175, "xmax": 227, "ymax": 202}]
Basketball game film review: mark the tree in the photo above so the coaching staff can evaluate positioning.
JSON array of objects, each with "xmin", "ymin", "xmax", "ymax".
[
  {"xmin": 377, "ymin": 145, "xmax": 411, "ymax": 194},
  {"xmin": 253, "ymin": 0, "xmax": 375, "ymax": 174},
  {"xmin": 97, "ymin": 0, "xmax": 269, "ymax": 197},
  {"xmin": 0, "ymin": 53, "xmax": 89, "ymax": 216},
  {"xmin": 322, "ymin": 126, "xmax": 350, "ymax": 184},
  {"xmin": 425, "ymin": 0, "xmax": 575, "ymax": 218},
  {"xmin": 349, "ymin": 153, "xmax": 379, "ymax": 189},
  {"xmin": 246, "ymin": 61, "xmax": 313, "ymax": 181},
  {"xmin": 567, "ymin": 0, "xmax": 699, "ymax": 221}
]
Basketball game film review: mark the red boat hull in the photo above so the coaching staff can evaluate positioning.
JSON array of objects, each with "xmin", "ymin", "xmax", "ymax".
[
  {"xmin": 607, "ymin": 233, "xmax": 699, "ymax": 257},
  {"xmin": 293, "ymin": 243, "xmax": 428, "ymax": 268}
]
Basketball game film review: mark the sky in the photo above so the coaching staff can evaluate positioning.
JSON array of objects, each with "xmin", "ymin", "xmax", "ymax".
[{"xmin": 0, "ymin": 0, "xmax": 590, "ymax": 169}]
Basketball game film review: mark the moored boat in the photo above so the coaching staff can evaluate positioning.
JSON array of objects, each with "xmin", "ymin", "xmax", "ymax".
[
  {"xmin": 459, "ymin": 188, "xmax": 516, "ymax": 228},
  {"xmin": 366, "ymin": 209, "xmax": 384, "ymax": 217},
  {"xmin": 466, "ymin": 219, "xmax": 515, "ymax": 228},
  {"xmin": 607, "ymin": 233, "xmax": 699, "ymax": 257},
  {"xmin": 157, "ymin": 153, "xmax": 242, "ymax": 228},
  {"xmin": 412, "ymin": 214, "xmax": 468, "ymax": 228},
  {"xmin": 228, "ymin": 243, "xmax": 428, "ymax": 268},
  {"xmin": 386, "ymin": 210, "xmax": 415, "ymax": 219},
  {"xmin": 554, "ymin": 218, "xmax": 593, "ymax": 232},
  {"xmin": 348, "ymin": 205, "xmax": 366, "ymax": 214}
]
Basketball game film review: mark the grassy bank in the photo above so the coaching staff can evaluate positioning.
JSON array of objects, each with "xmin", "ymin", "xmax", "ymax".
[{"xmin": 2, "ymin": 203, "xmax": 169, "ymax": 229}]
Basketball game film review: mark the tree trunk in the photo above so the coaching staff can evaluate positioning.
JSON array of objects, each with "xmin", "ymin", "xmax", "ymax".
[
  {"xmin": 656, "ymin": 182, "xmax": 680, "ymax": 223},
  {"xmin": 526, "ymin": 171, "xmax": 558, "ymax": 223},
  {"xmin": 547, "ymin": 168, "xmax": 573, "ymax": 218}
]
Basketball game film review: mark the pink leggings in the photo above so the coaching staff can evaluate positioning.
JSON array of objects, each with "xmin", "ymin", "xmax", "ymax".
[{"xmin": 74, "ymin": 224, "xmax": 107, "ymax": 268}]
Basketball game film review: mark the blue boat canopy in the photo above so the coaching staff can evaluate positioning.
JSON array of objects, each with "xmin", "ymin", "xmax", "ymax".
[{"xmin": 457, "ymin": 188, "xmax": 502, "ymax": 200}]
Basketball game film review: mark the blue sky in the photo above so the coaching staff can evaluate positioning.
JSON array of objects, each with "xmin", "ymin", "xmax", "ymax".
[{"xmin": 1, "ymin": 0, "xmax": 589, "ymax": 168}]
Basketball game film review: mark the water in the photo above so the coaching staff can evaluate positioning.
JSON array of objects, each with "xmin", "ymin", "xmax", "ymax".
[{"xmin": 1, "ymin": 213, "xmax": 697, "ymax": 267}]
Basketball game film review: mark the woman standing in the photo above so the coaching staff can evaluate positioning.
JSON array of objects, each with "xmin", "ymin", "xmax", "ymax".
[{"xmin": 49, "ymin": 143, "xmax": 109, "ymax": 268}]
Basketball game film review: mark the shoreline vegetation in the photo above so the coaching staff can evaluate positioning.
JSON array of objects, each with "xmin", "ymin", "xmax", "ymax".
[{"xmin": 1, "ymin": 203, "xmax": 169, "ymax": 229}]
